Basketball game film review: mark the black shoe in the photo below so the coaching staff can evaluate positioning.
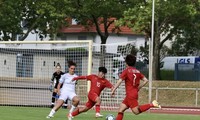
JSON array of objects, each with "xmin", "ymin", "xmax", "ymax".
[
  {"xmin": 62, "ymin": 106, "xmax": 67, "ymax": 109},
  {"xmin": 50, "ymin": 104, "xmax": 54, "ymax": 108}
]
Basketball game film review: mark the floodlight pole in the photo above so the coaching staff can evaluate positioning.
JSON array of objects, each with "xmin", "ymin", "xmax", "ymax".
[{"xmin": 149, "ymin": 0, "xmax": 155, "ymax": 104}]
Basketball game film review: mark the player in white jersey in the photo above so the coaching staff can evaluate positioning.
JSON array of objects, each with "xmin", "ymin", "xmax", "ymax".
[{"xmin": 46, "ymin": 61, "xmax": 80, "ymax": 118}]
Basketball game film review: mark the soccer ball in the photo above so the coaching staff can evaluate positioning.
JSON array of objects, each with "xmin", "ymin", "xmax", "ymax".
[{"xmin": 106, "ymin": 114, "xmax": 116, "ymax": 120}]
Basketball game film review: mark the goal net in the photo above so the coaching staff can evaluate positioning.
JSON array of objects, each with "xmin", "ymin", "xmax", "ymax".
[
  {"xmin": 92, "ymin": 41, "xmax": 137, "ymax": 111},
  {"xmin": 0, "ymin": 40, "xmax": 92, "ymax": 107},
  {"xmin": 0, "ymin": 41, "xmax": 143, "ymax": 111}
]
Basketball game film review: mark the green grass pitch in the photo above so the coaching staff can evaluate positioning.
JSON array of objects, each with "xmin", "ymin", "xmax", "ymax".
[{"xmin": 0, "ymin": 106, "xmax": 199, "ymax": 120}]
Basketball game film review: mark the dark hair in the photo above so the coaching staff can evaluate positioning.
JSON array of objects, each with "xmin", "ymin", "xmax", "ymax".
[
  {"xmin": 125, "ymin": 54, "xmax": 136, "ymax": 66},
  {"xmin": 99, "ymin": 67, "xmax": 107, "ymax": 74},
  {"xmin": 68, "ymin": 61, "xmax": 76, "ymax": 68},
  {"xmin": 56, "ymin": 63, "xmax": 61, "ymax": 68}
]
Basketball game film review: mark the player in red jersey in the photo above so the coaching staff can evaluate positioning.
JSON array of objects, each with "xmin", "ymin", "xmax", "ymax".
[
  {"xmin": 67, "ymin": 67, "xmax": 113, "ymax": 120},
  {"xmin": 111, "ymin": 54, "xmax": 161, "ymax": 120}
]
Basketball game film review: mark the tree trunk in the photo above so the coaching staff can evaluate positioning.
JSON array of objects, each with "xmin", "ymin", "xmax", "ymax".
[
  {"xmin": 99, "ymin": 36, "xmax": 107, "ymax": 67},
  {"xmin": 152, "ymin": 36, "xmax": 161, "ymax": 80}
]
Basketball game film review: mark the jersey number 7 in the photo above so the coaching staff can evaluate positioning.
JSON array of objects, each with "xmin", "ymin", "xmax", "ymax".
[{"xmin": 133, "ymin": 74, "xmax": 136, "ymax": 86}]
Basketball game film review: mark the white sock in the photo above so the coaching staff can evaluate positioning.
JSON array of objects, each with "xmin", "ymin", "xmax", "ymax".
[
  {"xmin": 48, "ymin": 109, "xmax": 56, "ymax": 117},
  {"xmin": 63, "ymin": 103, "xmax": 68, "ymax": 106},
  {"xmin": 69, "ymin": 105, "xmax": 76, "ymax": 113}
]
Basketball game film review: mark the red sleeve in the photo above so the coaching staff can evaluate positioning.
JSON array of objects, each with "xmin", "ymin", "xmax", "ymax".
[
  {"xmin": 120, "ymin": 69, "xmax": 127, "ymax": 80},
  {"xmin": 139, "ymin": 73, "xmax": 145, "ymax": 79},
  {"xmin": 73, "ymin": 76, "xmax": 88, "ymax": 81},
  {"xmin": 85, "ymin": 75, "xmax": 94, "ymax": 81},
  {"xmin": 76, "ymin": 76, "xmax": 87, "ymax": 80},
  {"xmin": 74, "ymin": 75, "xmax": 94, "ymax": 81},
  {"xmin": 105, "ymin": 80, "xmax": 113, "ymax": 88}
]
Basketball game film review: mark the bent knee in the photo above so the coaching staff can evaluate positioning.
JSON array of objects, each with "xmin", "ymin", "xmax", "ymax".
[
  {"xmin": 73, "ymin": 96, "xmax": 80, "ymax": 102},
  {"xmin": 131, "ymin": 107, "xmax": 140, "ymax": 115},
  {"xmin": 132, "ymin": 111, "xmax": 140, "ymax": 115},
  {"xmin": 95, "ymin": 97, "xmax": 101, "ymax": 103}
]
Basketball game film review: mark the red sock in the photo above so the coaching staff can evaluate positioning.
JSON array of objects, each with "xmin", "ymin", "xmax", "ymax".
[
  {"xmin": 138, "ymin": 104, "xmax": 152, "ymax": 113},
  {"xmin": 71, "ymin": 108, "xmax": 79, "ymax": 116},
  {"xmin": 95, "ymin": 105, "xmax": 100, "ymax": 113},
  {"xmin": 116, "ymin": 112, "xmax": 124, "ymax": 120}
]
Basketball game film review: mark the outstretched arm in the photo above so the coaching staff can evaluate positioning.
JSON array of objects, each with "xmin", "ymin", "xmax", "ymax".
[
  {"xmin": 72, "ymin": 76, "xmax": 87, "ymax": 81},
  {"xmin": 111, "ymin": 79, "xmax": 123, "ymax": 96}
]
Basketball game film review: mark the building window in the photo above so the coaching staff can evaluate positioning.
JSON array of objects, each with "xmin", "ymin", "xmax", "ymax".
[
  {"xmin": 54, "ymin": 61, "xmax": 56, "ymax": 66},
  {"xmin": 60, "ymin": 34, "xmax": 67, "ymax": 40},
  {"xmin": 43, "ymin": 61, "xmax": 46, "ymax": 66},
  {"xmin": 4, "ymin": 60, "xmax": 6, "ymax": 65},
  {"xmin": 128, "ymin": 36, "xmax": 136, "ymax": 41},
  {"xmin": 15, "ymin": 34, "xmax": 23, "ymax": 41},
  {"xmin": 57, "ymin": 33, "xmax": 67, "ymax": 40},
  {"xmin": 78, "ymin": 36, "xmax": 87, "ymax": 40}
]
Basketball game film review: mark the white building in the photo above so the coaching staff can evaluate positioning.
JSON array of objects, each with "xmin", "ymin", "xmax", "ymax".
[
  {"xmin": 13, "ymin": 19, "xmax": 147, "ymax": 54},
  {"xmin": 0, "ymin": 19, "xmax": 148, "ymax": 78}
]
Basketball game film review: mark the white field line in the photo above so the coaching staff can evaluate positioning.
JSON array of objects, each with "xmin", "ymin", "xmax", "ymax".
[
  {"xmin": 150, "ymin": 108, "xmax": 200, "ymax": 112},
  {"xmin": 78, "ymin": 105, "xmax": 200, "ymax": 112}
]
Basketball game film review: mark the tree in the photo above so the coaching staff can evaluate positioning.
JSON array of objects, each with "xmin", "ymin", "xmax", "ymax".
[
  {"xmin": 168, "ymin": 27, "xmax": 200, "ymax": 56},
  {"xmin": 71, "ymin": 0, "xmax": 140, "ymax": 66},
  {"xmin": 0, "ymin": 0, "xmax": 73, "ymax": 41},
  {"xmin": 117, "ymin": 0, "xmax": 200, "ymax": 80},
  {"xmin": 169, "ymin": 5, "xmax": 200, "ymax": 56},
  {"xmin": 0, "ymin": 0, "xmax": 23, "ymax": 41}
]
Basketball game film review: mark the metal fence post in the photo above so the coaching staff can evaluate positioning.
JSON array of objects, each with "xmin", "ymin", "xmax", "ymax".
[
  {"xmin": 174, "ymin": 63, "xmax": 178, "ymax": 80},
  {"xmin": 156, "ymin": 87, "xmax": 158, "ymax": 101},
  {"xmin": 195, "ymin": 88, "xmax": 198, "ymax": 107}
]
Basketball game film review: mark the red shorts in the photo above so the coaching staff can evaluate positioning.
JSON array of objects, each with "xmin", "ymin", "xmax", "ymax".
[
  {"xmin": 122, "ymin": 96, "xmax": 138, "ymax": 109},
  {"xmin": 85, "ymin": 92, "xmax": 98, "ymax": 109}
]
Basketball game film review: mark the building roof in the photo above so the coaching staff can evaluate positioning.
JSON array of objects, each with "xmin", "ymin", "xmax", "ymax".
[{"xmin": 60, "ymin": 19, "xmax": 138, "ymax": 35}]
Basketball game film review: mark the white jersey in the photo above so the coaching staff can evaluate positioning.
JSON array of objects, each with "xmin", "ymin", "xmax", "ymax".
[{"xmin": 59, "ymin": 73, "xmax": 77, "ymax": 93}]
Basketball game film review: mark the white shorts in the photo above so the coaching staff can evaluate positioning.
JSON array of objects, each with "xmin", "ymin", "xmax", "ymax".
[{"xmin": 59, "ymin": 90, "xmax": 77, "ymax": 101}]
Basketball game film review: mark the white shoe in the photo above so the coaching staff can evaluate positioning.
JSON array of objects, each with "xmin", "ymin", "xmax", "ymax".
[
  {"xmin": 95, "ymin": 113, "xmax": 103, "ymax": 118},
  {"xmin": 152, "ymin": 100, "xmax": 161, "ymax": 108},
  {"xmin": 68, "ymin": 113, "xmax": 73, "ymax": 120},
  {"xmin": 46, "ymin": 115, "xmax": 54, "ymax": 119}
]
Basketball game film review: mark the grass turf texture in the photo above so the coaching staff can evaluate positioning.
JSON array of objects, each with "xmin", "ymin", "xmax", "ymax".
[{"xmin": 0, "ymin": 106, "xmax": 199, "ymax": 120}]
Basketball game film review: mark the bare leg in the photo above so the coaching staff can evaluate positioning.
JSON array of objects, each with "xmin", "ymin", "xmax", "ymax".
[
  {"xmin": 95, "ymin": 97, "xmax": 103, "ymax": 117},
  {"xmin": 47, "ymin": 99, "xmax": 64, "ymax": 118},
  {"xmin": 69, "ymin": 96, "xmax": 80, "ymax": 113},
  {"xmin": 116, "ymin": 103, "xmax": 128, "ymax": 120}
]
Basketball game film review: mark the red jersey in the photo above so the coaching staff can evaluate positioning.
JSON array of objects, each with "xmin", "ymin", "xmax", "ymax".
[
  {"xmin": 85, "ymin": 74, "xmax": 113, "ymax": 96},
  {"xmin": 120, "ymin": 66, "xmax": 144, "ymax": 99}
]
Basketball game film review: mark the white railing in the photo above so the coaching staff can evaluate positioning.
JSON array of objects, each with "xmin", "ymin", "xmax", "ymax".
[{"xmin": 144, "ymin": 87, "xmax": 200, "ymax": 107}]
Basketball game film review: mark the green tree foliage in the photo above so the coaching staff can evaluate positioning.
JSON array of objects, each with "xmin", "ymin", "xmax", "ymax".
[
  {"xmin": 0, "ymin": 0, "xmax": 73, "ymax": 41},
  {"xmin": 169, "ymin": 2, "xmax": 200, "ymax": 56},
  {"xmin": 70, "ymin": 0, "xmax": 141, "ymax": 65},
  {"xmin": 117, "ymin": 0, "xmax": 200, "ymax": 79},
  {"xmin": 71, "ymin": 0, "xmax": 140, "ymax": 44}
]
